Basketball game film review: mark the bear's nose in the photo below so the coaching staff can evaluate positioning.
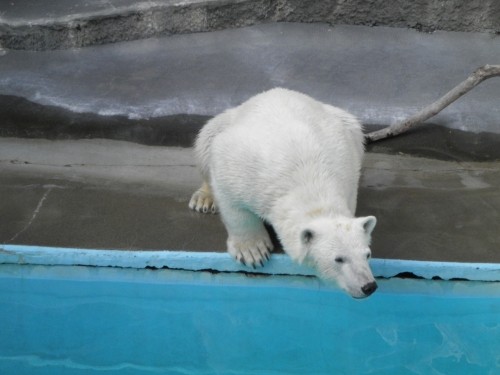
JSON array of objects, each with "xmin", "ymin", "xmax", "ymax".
[{"xmin": 361, "ymin": 281, "xmax": 378, "ymax": 296}]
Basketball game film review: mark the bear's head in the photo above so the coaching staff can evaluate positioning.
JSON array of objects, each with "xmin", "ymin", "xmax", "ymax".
[{"xmin": 299, "ymin": 215, "xmax": 377, "ymax": 298}]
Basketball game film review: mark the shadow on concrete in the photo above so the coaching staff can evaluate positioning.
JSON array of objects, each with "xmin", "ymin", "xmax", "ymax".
[
  {"xmin": 2, "ymin": 95, "xmax": 500, "ymax": 162},
  {"xmin": 0, "ymin": 95, "xmax": 208, "ymax": 148}
]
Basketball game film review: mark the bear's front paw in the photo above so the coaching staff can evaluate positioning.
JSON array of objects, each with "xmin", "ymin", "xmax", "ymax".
[
  {"xmin": 189, "ymin": 188, "xmax": 218, "ymax": 214},
  {"xmin": 227, "ymin": 236, "xmax": 273, "ymax": 269}
]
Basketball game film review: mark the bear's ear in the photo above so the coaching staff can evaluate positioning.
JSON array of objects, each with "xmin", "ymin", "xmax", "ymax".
[
  {"xmin": 300, "ymin": 229, "xmax": 315, "ymax": 245},
  {"xmin": 359, "ymin": 216, "xmax": 377, "ymax": 236}
]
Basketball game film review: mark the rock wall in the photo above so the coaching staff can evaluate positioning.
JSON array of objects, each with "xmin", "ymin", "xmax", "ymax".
[{"xmin": 1, "ymin": 0, "xmax": 499, "ymax": 50}]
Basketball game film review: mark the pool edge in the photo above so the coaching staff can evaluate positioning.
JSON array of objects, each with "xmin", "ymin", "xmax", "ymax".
[{"xmin": 1, "ymin": 244, "xmax": 499, "ymax": 282}]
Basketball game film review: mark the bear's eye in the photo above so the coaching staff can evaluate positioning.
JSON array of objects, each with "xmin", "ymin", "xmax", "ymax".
[
  {"xmin": 335, "ymin": 257, "xmax": 345, "ymax": 264},
  {"xmin": 366, "ymin": 253, "xmax": 371, "ymax": 259}
]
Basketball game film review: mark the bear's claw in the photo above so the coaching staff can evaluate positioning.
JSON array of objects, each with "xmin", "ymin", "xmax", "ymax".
[
  {"xmin": 228, "ymin": 236, "xmax": 273, "ymax": 269},
  {"xmin": 189, "ymin": 188, "xmax": 218, "ymax": 214}
]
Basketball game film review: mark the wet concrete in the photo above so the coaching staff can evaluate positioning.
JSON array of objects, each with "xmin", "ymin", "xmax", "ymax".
[
  {"xmin": 0, "ymin": 95, "xmax": 208, "ymax": 148},
  {"xmin": 2, "ymin": 95, "xmax": 500, "ymax": 162},
  {"xmin": 365, "ymin": 124, "xmax": 500, "ymax": 162},
  {"xmin": 1, "ymin": 23, "xmax": 499, "ymax": 133},
  {"xmin": 1, "ymin": 137, "xmax": 499, "ymax": 263}
]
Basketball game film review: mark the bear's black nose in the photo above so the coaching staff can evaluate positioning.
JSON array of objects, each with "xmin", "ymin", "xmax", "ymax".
[{"xmin": 362, "ymin": 281, "xmax": 378, "ymax": 296}]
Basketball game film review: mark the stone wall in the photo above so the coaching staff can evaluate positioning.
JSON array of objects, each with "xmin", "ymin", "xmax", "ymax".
[{"xmin": 1, "ymin": 0, "xmax": 499, "ymax": 50}]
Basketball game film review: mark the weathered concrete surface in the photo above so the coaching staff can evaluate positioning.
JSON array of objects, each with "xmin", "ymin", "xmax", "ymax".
[
  {"xmin": 1, "ymin": 23, "xmax": 499, "ymax": 133},
  {"xmin": 1, "ymin": 137, "xmax": 499, "ymax": 263},
  {"xmin": 0, "ymin": 138, "xmax": 225, "ymax": 252},
  {"xmin": 1, "ymin": 0, "xmax": 499, "ymax": 50},
  {"xmin": 358, "ymin": 153, "xmax": 500, "ymax": 263}
]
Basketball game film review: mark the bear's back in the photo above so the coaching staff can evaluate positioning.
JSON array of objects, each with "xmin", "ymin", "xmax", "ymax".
[
  {"xmin": 209, "ymin": 88, "xmax": 364, "ymax": 215},
  {"xmin": 230, "ymin": 88, "xmax": 363, "ymax": 156}
]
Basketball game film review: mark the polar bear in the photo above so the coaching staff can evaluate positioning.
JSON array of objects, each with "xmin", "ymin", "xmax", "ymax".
[{"xmin": 189, "ymin": 88, "xmax": 378, "ymax": 298}]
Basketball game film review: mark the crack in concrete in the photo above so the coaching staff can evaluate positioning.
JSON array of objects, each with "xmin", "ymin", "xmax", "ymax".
[{"xmin": 8, "ymin": 186, "xmax": 53, "ymax": 243}]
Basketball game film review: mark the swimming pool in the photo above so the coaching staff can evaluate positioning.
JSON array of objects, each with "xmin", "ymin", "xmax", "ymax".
[{"xmin": 1, "ymin": 245, "xmax": 499, "ymax": 375}]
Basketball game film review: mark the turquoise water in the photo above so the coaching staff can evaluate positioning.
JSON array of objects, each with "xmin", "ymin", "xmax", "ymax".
[{"xmin": 0, "ymin": 264, "xmax": 499, "ymax": 375}]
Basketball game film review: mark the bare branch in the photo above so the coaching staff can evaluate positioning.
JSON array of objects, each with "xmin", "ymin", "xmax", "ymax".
[{"xmin": 366, "ymin": 64, "xmax": 500, "ymax": 142}]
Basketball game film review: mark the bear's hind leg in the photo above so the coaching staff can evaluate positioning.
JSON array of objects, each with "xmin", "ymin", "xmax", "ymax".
[
  {"xmin": 218, "ymin": 201, "xmax": 273, "ymax": 268},
  {"xmin": 189, "ymin": 181, "xmax": 218, "ymax": 214}
]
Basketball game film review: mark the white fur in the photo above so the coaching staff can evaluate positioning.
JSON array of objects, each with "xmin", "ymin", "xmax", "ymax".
[{"xmin": 189, "ymin": 88, "xmax": 378, "ymax": 298}]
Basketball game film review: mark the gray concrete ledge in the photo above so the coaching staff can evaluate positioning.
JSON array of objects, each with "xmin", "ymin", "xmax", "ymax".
[{"xmin": 1, "ymin": 0, "xmax": 499, "ymax": 50}]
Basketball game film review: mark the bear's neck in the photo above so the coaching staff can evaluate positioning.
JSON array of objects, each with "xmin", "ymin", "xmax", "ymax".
[{"xmin": 268, "ymin": 187, "xmax": 352, "ymax": 263}]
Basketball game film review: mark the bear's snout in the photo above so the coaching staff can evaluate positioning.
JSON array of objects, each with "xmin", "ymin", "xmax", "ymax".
[{"xmin": 361, "ymin": 281, "xmax": 378, "ymax": 297}]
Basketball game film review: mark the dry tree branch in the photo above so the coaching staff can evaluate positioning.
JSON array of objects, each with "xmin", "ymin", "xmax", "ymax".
[{"xmin": 366, "ymin": 64, "xmax": 500, "ymax": 142}]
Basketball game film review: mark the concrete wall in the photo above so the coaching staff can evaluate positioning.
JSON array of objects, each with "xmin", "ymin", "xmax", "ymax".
[{"xmin": 1, "ymin": 0, "xmax": 499, "ymax": 50}]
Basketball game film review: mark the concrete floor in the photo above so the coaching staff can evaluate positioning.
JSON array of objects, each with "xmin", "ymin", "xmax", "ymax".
[{"xmin": 1, "ymin": 137, "xmax": 499, "ymax": 263}]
